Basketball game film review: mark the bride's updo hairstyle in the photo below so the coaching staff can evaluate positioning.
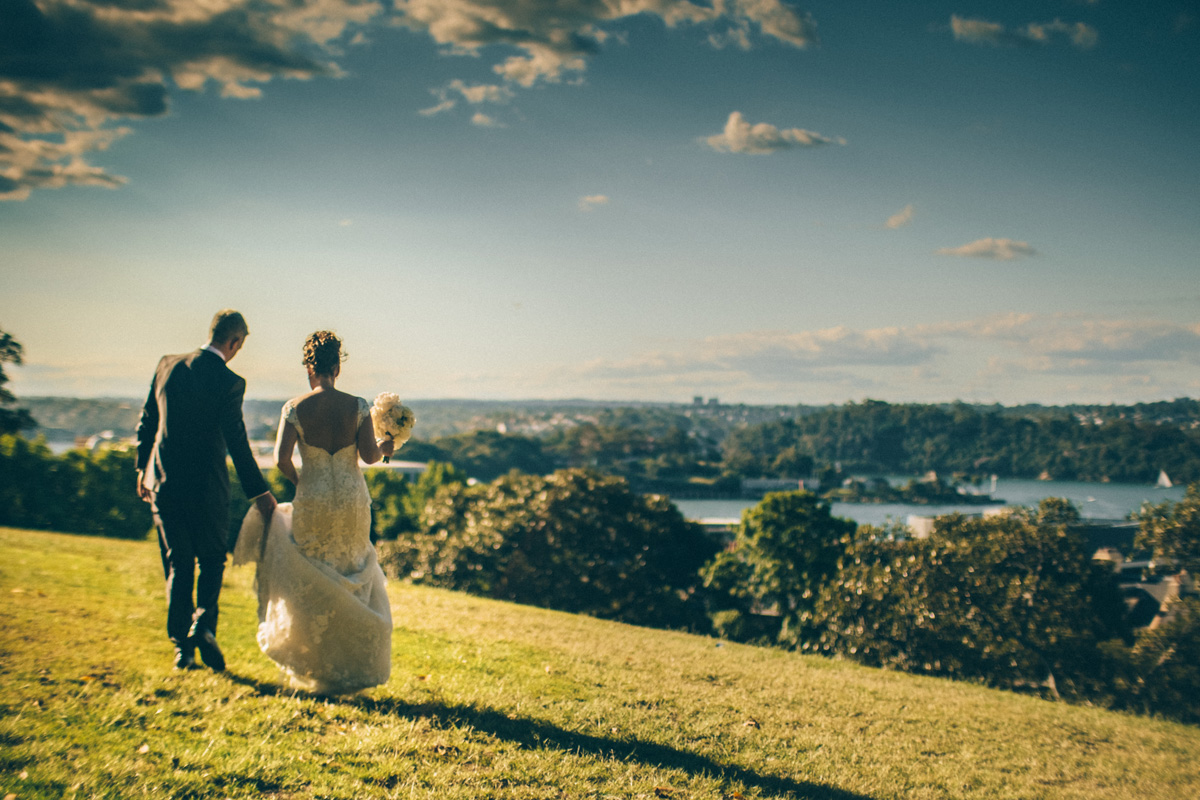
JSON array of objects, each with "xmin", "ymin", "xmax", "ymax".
[{"xmin": 302, "ymin": 331, "xmax": 345, "ymax": 376}]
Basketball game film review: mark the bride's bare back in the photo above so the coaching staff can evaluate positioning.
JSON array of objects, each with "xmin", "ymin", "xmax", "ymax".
[
  {"xmin": 274, "ymin": 387, "xmax": 386, "ymax": 487},
  {"xmin": 292, "ymin": 389, "xmax": 362, "ymax": 454}
]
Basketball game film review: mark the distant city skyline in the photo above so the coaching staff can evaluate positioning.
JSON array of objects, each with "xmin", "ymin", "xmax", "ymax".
[{"xmin": 3, "ymin": 1, "xmax": 1198, "ymax": 405}]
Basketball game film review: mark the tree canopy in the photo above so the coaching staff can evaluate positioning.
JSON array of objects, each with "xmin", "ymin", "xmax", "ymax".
[
  {"xmin": 380, "ymin": 468, "xmax": 718, "ymax": 630},
  {"xmin": 0, "ymin": 329, "xmax": 34, "ymax": 435},
  {"xmin": 701, "ymin": 491, "xmax": 857, "ymax": 645},
  {"xmin": 802, "ymin": 499, "xmax": 1129, "ymax": 697}
]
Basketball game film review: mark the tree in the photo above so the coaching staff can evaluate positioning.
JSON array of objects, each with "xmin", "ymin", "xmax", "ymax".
[
  {"xmin": 1136, "ymin": 482, "xmax": 1200, "ymax": 576},
  {"xmin": 701, "ymin": 490, "xmax": 857, "ymax": 646},
  {"xmin": 423, "ymin": 430, "xmax": 554, "ymax": 481},
  {"xmin": 365, "ymin": 460, "xmax": 467, "ymax": 541},
  {"xmin": 717, "ymin": 400, "xmax": 1200, "ymax": 485},
  {"xmin": 0, "ymin": 329, "xmax": 35, "ymax": 435},
  {"xmin": 804, "ymin": 499, "xmax": 1129, "ymax": 697},
  {"xmin": 1100, "ymin": 598, "xmax": 1200, "ymax": 724},
  {"xmin": 380, "ymin": 468, "xmax": 718, "ymax": 630},
  {"xmin": 0, "ymin": 436, "xmax": 153, "ymax": 539}
]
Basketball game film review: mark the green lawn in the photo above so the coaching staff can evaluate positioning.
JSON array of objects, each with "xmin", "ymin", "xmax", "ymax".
[{"xmin": 1, "ymin": 527, "xmax": 1198, "ymax": 799}]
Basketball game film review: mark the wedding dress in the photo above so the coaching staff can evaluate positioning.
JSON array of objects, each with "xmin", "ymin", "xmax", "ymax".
[{"xmin": 234, "ymin": 397, "xmax": 391, "ymax": 694}]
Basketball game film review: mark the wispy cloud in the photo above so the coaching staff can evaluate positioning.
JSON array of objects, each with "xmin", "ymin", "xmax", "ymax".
[
  {"xmin": 3, "ymin": 0, "xmax": 820, "ymax": 200},
  {"xmin": 543, "ymin": 314, "xmax": 1200, "ymax": 402},
  {"xmin": 578, "ymin": 194, "xmax": 609, "ymax": 212},
  {"xmin": 1, "ymin": 0, "xmax": 383, "ymax": 200},
  {"xmin": 936, "ymin": 238, "xmax": 1037, "ymax": 260},
  {"xmin": 704, "ymin": 111, "xmax": 845, "ymax": 154},
  {"xmin": 886, "ymin": 204, "xmax": 916, "ymax": 229},
  {"xmin": 398, "ymin": 0, "xmax": 817, "ymax": 89},
  {"xmin": 420, "ymin": 79, "xmax": 514, "ymax": 116},
  {"xmin": 574, "ymin": 326, "xmax": 941, "ymax": 389},
  {"xmin": 950, "ymin": 15, "xmax": 1099, "ymax": 49},
  {"xmin": 470, "ymin": 112, "xmax": 505, "ymax": 128}
]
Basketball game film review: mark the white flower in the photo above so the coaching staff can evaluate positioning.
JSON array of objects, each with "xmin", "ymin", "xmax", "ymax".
[{"xmin": 371, "ymin": 393, "xmax": 415, "ymax": 447}]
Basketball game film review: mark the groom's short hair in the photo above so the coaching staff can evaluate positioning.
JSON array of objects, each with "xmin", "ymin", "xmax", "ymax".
[{"xmin": 209, "ymin": 309, "xmax": 249, "ymax": 345}]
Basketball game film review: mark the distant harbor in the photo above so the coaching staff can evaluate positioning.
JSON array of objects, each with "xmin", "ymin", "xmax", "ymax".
[{"xmin": 674, "ymin": 477, "xmax": 1187, "ymax": 528}]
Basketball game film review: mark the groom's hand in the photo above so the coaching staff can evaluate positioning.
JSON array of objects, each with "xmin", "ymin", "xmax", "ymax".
[
  {"xmin": 255, "ymin": 492, "xmax": 277, "ymax": 522},
  {"xmin": 136, "ymin": 470, "xmax": 152, "ymax": 503}
]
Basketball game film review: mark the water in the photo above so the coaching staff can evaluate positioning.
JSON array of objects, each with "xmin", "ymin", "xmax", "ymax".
[{"xmin": 672, "ymin": 478, "xmax": 1187, "ymax": 527}]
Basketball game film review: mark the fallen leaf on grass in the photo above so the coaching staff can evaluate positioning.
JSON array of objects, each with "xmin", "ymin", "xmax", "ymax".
[
  {"xmin": 654, "ymin": 788, "xmax": 674, "ymax": 798},
  {"xmin": 137, "ymin": 744, "xmax": 150, "ymax": 754},
  {"xmin": 742, "ymin": 719, "xmax": 760, "ymax": 728}
]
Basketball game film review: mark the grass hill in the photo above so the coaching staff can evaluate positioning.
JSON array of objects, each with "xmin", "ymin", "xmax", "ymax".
[{"xmin": 2, "ymin": 528, "xmax": 1198, "ymax": 799}]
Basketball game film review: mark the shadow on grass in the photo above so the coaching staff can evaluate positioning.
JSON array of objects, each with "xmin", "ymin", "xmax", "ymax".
[{"xmin": 223, "ymin": 671, "xmax": 875, "ymax": 800}]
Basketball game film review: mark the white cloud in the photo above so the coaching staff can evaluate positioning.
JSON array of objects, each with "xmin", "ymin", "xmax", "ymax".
[
  {"xmin": 470, "ymin": 111, "xmax": 505, "ymax": 127},
  {"xmin": 420, "ymin": 79, "xmax": 514, "ymax": 116},
  {"xmin": 575, "ymin": 326, "xmax": 941, "ymax": 388},
  {"xmin": 950, "ymin": 16, "xmax": 1010, "ymax": 46},
  {"xmin": 395, "ymin": 0, "xmax": 816, "ymax": 91},
  {"xmin": 923, "ymin": 314, "xmax": 1200, "ymax": 366},
  {"xmin": 1, "ymin": 0, "xmax": 385, "ymax": 200},
  {"xmin": 708, "ymin": 0, "xmax": 819, "ymax": 50},
  {"xmin": 396, "ymin": 0, "xmax": 818, "ymax": 91},
  {"xmin": 1029, "ymin": 319, "xmax": 1200, "ymax": 364},
  {"xmin": 705, "ymin": 111, "xmax": 845, "ymax": 154},
  {"xmin": 578, "ymin": 194, "xmax": 609, "ymax": 212},
  {"xmin": 419, "ymin": 99, "xmax": 457, "ymax": 116},
  {"xmin": 546, "ymin": 314, "xmax": 1200, "ymax": 403},
  {"xmin": 4, "ymin": 0, "xmax": 822, "ymax": 195},
  {"xmin": 886, "ymin": 204, "xmax": 916, "ymax": 229},
  {"xmin": 935, "ymin": 238, "xmax": 1037, "ymax": 260},
  {"xmin": 950, "ymin": 15, "xmax": 1098, "ymax": 49}
]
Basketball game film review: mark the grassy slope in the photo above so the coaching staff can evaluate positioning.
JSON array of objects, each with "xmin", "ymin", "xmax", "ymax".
[{"xmin": 1, "ymin": 528, "xmax": 1198, "ymax": 800}]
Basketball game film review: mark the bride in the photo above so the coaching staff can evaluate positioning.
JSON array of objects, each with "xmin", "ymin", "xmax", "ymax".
[{"xmin": 234, "ymin": 331, "xmax": 394, "ymax": 694}]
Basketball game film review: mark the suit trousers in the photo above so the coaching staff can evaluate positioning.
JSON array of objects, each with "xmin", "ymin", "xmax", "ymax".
[{"xmin": 153, "ymin": 496, "xmax": 228, "ymax": 647}]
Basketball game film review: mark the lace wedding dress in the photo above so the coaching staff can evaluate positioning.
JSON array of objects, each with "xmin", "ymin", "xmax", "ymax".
[{"xmin": 234, "ymin": 397, "xmax": 391, "ymax": 694}]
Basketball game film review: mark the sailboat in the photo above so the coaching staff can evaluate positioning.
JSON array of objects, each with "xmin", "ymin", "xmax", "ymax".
[{"xmin": 1156, "ymin": 469, "xmax": 1173, "ymax": 489}]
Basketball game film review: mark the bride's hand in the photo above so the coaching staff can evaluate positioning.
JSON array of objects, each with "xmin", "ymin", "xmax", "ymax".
[{"xmin": 379, "ymin": 437, "xmax": 395, "ymax": 459}]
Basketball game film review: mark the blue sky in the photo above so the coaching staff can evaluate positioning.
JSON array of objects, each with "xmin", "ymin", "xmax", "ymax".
[{"xmin": 2, "ymin": 0, "xmax": 1198, "ymax": 405}]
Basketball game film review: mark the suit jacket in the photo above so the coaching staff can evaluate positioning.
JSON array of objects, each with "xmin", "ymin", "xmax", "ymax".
[{"xmin": 136, "ymin": 349, "xmax": 269, "ymax": 517}]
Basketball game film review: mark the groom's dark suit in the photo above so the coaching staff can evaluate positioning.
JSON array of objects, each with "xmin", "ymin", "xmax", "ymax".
[{"xmin": 136, "ymin": 348, "xmax": 269, "ymax": 658}]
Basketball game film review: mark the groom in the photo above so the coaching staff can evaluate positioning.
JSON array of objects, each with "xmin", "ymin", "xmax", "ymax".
[{"xmin": 136, "ymin": 310, "xmax": 277, "ymax": 671}]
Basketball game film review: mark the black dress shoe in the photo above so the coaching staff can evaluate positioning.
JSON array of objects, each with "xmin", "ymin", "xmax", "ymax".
[
  {"xmin": 192, "ymin": 630, "xmax": 226, "ymax": 672},
  {"xmin": 173, "ymin": 646, "xmax": 197, "ymax": 670}
]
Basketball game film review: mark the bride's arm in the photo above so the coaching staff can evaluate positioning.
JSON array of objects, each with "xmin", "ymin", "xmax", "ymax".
[
  {"xmin": 357, "ymin": 416, "xmax": 392, "ymax": 465},
  {"xmin": 275, "ymin": 415, "xmax": 300, "ymax": 485}
]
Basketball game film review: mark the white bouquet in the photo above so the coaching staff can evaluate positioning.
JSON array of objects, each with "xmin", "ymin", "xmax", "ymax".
[{"xmin": 370, "ymin": 393, "xmax": 415, "ymax": 462}]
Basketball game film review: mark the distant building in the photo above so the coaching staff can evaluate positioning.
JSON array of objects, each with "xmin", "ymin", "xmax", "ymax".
[
  {"xmin": 76, "ymin": 430, "xmax": 117, "ymax": 451},
  {"xmin": 740, "ymin": 477, "xmax": 820, "ymax": 498},
  {"xmin": 371, "ymin": 460, "xmax": 427, "ymax": 477},
  {"xmin": 251, "ymin": 445, "xmax": 426, "ymax": 477},
  {"xmin": 697, "ymin": 517, "xmax": 739, "ymax": 546},
  {"xmin": 906, "ymin": 515, "xmax": 937, "ymax": 539},
  {"xmin": 1074, "ymin": 520, "xmax": 1138, "ymax": 553},
  {"xmin": 1090, "ymin": 537, "xmax": 1193, "ymax": 630}
]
